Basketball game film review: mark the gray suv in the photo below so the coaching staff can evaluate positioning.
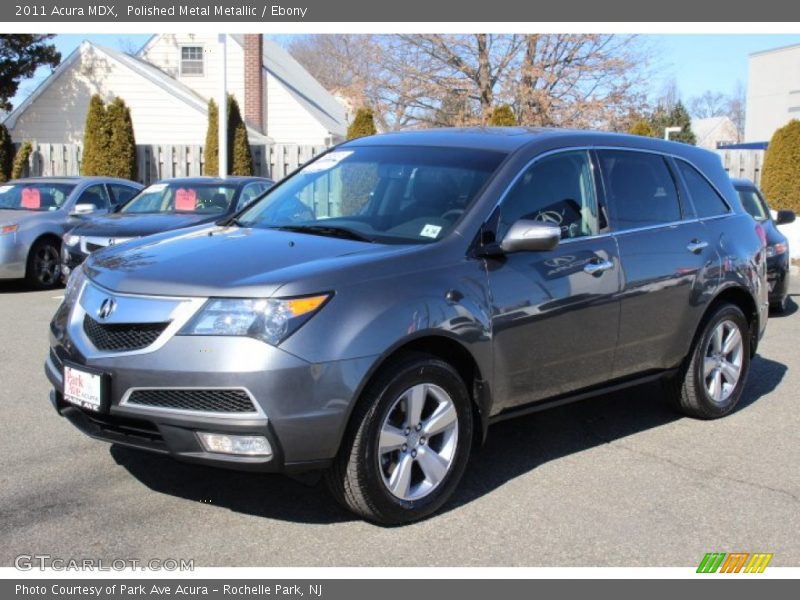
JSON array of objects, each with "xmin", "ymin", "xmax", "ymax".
[{"xmin": 46, "ymin": 129, "xmax": 768, "ymax": 524}]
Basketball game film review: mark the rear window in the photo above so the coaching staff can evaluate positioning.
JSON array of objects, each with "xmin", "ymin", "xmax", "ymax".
[
  {"xmin": 676, "ymin": 160, "xmax": 730, "ymax": 218},
  {"xmin": 598, "ymin": 150, "xmax": 681, "ymax": 229}
]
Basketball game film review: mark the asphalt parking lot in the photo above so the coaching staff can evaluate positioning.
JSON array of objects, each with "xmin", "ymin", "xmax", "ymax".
[{"xmin": 1, "ymin": 278, "xmax": 798, "ymax": 568}]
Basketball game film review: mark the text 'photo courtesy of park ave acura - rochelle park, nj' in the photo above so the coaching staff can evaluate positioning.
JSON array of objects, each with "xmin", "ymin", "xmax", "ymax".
[{"xmin": 0, "ymin": 13, "xmax": 800, "ymax": 591}]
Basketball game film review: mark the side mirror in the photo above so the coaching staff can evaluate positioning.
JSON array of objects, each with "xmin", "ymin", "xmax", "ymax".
[
  {"xmin": 776, "ymin": 210, "xmax": 795, "ymax": 225},
  {"xmin": 500, "ymin": 219, "xmax": 561, "ymax": 253},
  {"xmin": 70, "ymin": 203, "xmax": 96, "ymax": 216}
]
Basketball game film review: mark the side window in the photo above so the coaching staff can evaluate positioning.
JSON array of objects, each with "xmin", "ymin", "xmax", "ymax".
[
  {"xmin": 75, "ymin": 184, "xmax": 110, "ymax": 211},
  {"xmin": 498, "ymin": 150, "xmax": 599, "ymax": 241},
  {"xmin": 108, "ymin": 184, "xmax": 139, "ymax": 208},
  {"xmin": 236, "ymin": 183, "xmax": 266, "ymax": 211},
  {"xmin": 599, "ymin": 150, "xmax": 681, "ymax": 230},
  {"xmin": 675, "ymin": 160, "xmax": 730, "ymax": 218}
]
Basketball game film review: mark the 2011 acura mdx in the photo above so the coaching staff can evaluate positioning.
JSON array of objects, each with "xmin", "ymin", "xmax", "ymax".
[{"xmin": 46, "ymin": 128, "xmax": 768, "ymax": 525}]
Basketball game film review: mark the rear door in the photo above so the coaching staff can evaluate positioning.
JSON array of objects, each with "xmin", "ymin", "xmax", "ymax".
[
  {"xmin": 487, "ymin": 149, "xmax": 622, "ymax": 412},
  {"xmin": 598, "ymin": 149, "xmax": 719, "ymax": 379}
]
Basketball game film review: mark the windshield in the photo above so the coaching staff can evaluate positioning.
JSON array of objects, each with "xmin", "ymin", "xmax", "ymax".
[
  {"xmin": 237, "ymin": 145, "xmax": 506, "ymax": 244},
  {"xmin": 120, "ymin": 182, "xmax": 238, "ymax": 214},
  {"xmin": 737, "ymin": 188, "xmax": 770, "ymax": 222},
  {"xmin": 0, "ymin": 182, "xmax": 75, "ymax": 211}
]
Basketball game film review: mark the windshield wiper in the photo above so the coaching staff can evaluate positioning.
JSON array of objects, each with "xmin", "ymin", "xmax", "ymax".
[{"xmin": 271, "ymin": 224, "xmax": 374, "ymax": 243}]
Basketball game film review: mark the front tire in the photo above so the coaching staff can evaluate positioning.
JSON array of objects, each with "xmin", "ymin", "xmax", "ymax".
[
  {"xmin": 326, "ymin": 353, "xmax": 473, "ymax": 525},
  {"xmin": 26, "ymin": 238, "xmax": 62, "ymax": 290},
  {"xmin": 669, "ymin": 303, "xmax": 750, "ymax": 419}
]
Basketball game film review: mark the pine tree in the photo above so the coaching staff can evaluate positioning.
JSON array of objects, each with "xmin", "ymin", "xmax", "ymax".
[
  {"xmin": 106, "ymin": 97, "xmax": 137, "ymax": 181},
  {"xmin": 0, "ymin": 123, "xmax": 13, "ymax": 181},
  {"xmin": 204, "ymin": 98, "xmax": 219, "ymax": 176},
  {"xmin": 628, "ymin": 119, "xmax": 656, "ymax": 138},
  {"xmin": 489, "ymin": 105, "xmax": 516, "ymax": 126},
  {"xmin": 81, "ymin": 94, "xmax": 109, "ymax": 176},
  {"xmin": 669, "ymin": 101, "xmax": 696, "ymax": 145},
  {"xmin": 761, "ymin": 119, "xmax": 800, "ymax": 213},
  {"xmin": 347, "ymin": 107, "xmax": 377, "ymax": 140},
  {"xmin": 10, "ymin": 140, "xmax": 32, "ymax": 179},
  {"xmin": 228, "ymin": 95, "xmax": 253, "ymax": 176}
]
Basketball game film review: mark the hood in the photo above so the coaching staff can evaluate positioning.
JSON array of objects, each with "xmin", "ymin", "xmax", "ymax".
[
  {"xmin": 70, "ymin": 212, "xmax": 216, "ymax": 238},
  {"xmin": 85, "ymin": 226, "xmax": 420, "ymax": 297}
]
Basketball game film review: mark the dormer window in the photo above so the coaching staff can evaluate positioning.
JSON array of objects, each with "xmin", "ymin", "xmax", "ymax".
[{"xmin": 180, "ymin": 46, "xmax": 204, "ymax": 76}]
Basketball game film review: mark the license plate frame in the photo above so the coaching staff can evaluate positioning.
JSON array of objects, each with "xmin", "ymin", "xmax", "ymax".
[{"xmin": 63, "ymin": 362, "xmax": 110, "ymax": 413}]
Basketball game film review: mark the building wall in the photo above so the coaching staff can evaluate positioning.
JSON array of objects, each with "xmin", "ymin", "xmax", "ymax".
[
  {"xmin": 745, "ymin": 44, "xmax": 800, "ymax": 142},
  {"xmin": 265, "ymin": 70, "xmax": 335, "ymax": 145},
  {"xmin": 140, "ymin": 33, "xmax": 246, "ymax": 108},
  {"xmin": 9, "ymin": 44, "xmax": 208, "ymax": 145}
]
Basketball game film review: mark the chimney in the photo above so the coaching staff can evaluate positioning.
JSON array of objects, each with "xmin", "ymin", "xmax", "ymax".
[{"xmin": 243, "ymin": 34, "xmax": 264, "ymax": 134}]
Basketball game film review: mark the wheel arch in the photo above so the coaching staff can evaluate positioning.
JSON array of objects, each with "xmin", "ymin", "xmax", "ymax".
[
  {"xmin": 697, "ymin": 285, "xmax": 759, "ymax": 358},
  {"xmin": 25, "ymin": 232, "xmax": 63, "ymax": 277}
]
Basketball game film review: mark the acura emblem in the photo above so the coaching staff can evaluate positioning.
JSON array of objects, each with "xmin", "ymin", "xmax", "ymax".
[{"xmin": 97, "ymin": 298, "xmax": 117, "ymax": 320}]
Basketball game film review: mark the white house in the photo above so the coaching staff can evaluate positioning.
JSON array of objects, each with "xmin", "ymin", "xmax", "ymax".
[
  {"xmin": 2, "ymin": 34, "xmax": 348, "ymax": 148},
  {"xmin": 691, "ymin": 116, "xmax": 740, "ymax": 149},
  {"xmin": 745, "ymin": 42, "xmax": 800, "ymax": 142}
]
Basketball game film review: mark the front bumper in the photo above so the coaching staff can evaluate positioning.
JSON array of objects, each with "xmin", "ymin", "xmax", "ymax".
[
  {"xmin": 47, "ymin": 287, "xmax": 377, "ymax": 473},
  {"xmin": 766, "ymin": 253, "xmax": 790, "ymax": 305},
  {"xmin": 0, "ymin": 232, "xmax": 27, "ymax": 279}
]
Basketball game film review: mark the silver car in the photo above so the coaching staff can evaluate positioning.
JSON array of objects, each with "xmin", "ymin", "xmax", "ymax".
[{"xmin": 0, "ymin": 177, "xmax": 142, "ymax": 288}]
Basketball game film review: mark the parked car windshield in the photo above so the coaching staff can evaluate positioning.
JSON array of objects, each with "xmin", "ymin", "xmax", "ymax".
[
  {"xmin": 0, "ymin": 182, "xmax": 76, "ymax": 211},
  {"xmin": 120, "ymin": 182, "xmax": 238, "ymax": 214},
  {"xmin": 237, "ymin": 145, "xmax": 507, "ymax": 244},
  {"xmin": 737, "ymin": 187, "xmax": 770, "ymax": 221}
]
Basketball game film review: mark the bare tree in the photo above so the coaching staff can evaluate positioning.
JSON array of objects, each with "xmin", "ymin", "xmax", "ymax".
[
  {"xmin": 286, "ymin": 33, "xmax": 650, "ymax": 132},
  {"xmin": 689, "ymin": 90, "xmax": 727, "ymax": 118},
  {"xmin": 726, "ymin": 80, "xmax": 746, "ymax": 142}
]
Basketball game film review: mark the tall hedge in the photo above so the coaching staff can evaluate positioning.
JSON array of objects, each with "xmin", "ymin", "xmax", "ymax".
[
  {"xmin": 81, "ymin": 94, "xmax": 109, "ymax": 176},
  {"xmin": 347, "ymin": 107, "xmax": 377, "ymax": 140},
  {"xmin": 10, "ymin": 140, "xmax": 32, "ymax": 179},
  {"xmin": 761, "ymin": 119, "xmax": 800, "ymax": 212},
  {"xmin": 489, "ymin": 105, "xmax": 516, "ymax": 126},
  {"xmin": 228, "ymin": 95, "xmax": 253, "ymax": 176},
  {"xmin": 0, "ymin": 123, "xmax": 14, "ymax": 181},
  {"xmin": 106, "ymin": 97, "xmax": 137, "ymax": 180},
  {"xmin": 203, "ymin": 99, "xmax": 219, "ymax": 176}
]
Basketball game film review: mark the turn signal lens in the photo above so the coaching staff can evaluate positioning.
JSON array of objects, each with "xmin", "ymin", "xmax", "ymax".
[{"xmin": 1, "ymin": 224, "xmax": 18, "ymax": 235}]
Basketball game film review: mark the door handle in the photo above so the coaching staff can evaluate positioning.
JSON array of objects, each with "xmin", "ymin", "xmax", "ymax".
[
  {"xmin": 687, "ymin": 239, "xmax": 708, "ymax": 254},
  {"xmin": 583, "ymin": 259, "xmax": 614, "ymax": 276}
]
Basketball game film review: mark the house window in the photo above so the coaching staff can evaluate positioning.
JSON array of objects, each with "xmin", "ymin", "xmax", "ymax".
[{"xmin": 180, "ymin": 46, "xmax": 204, "ymax": 76}]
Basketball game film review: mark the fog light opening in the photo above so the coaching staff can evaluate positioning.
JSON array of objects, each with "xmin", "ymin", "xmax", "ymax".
[{"xmin": 197, "ymin": 432, "xmax": 273, "ymax": 457}]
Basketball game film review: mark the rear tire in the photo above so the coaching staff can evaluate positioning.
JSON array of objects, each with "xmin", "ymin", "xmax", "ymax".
[
  {"xmin": 325, "ymin": 353, "xmax": 473, "ymax": 525},
  {"xmin": 26, "ymin": 238, "xmax": 62, "ymax": 290},
  {"xmin": 667, "ymin": 303, "xmax": 750, "ymax": 419}
]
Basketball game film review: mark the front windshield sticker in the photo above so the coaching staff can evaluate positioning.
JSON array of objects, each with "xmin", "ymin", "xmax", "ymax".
[
  {"xmin": 420, "ymin": 224, "xmax": 442, "ymax": 238},
  {"xmin": 302, "ymin": 150, "xmax": 354, "ymax": 174},
  {"xmin": 0, "ymin": 185, "xmax": 11, "ymax": 194}
]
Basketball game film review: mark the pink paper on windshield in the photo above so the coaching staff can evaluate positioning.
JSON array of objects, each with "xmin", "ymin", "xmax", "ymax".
[
  {"xmin": 175, "ymin": 188, "xmax": 197, "ymax": 210},
  {"xmin": 21, "ymin": 188, "xmax": 41, "ymax": 209}
]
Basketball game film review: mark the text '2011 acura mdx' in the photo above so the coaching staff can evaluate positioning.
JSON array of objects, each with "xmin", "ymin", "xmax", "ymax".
[{"xmin": 46, "ymin": 128, "xmax": 768, "ymax": 525}]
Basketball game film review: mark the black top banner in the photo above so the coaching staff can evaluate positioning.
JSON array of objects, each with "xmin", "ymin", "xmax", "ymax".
[{"xmin": 3, "ymin": 0, "xmax": 800, "ymax": 22}]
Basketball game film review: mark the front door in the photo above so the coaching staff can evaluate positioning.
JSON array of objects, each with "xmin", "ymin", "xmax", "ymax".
[{"xmin": 486, "ymin": 150, "xmax": 622, "ymax": 413}]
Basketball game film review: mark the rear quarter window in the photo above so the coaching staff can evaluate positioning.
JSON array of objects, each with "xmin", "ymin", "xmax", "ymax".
[{"xmin": 676, "ymin": 160, "xmax": 730, "ymax": 218}]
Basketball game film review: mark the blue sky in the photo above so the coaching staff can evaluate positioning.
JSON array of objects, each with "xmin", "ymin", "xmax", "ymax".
[{"xmin": 8, "ymin": 33, "xmax": 800, "ymax": 114}]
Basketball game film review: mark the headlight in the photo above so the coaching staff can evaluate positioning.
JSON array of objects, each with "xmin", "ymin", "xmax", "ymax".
[
  {"xmin": 179, "ymin": 294, "xmax": 331, "ymax": 345},
  {"xmin": 63, "ymin": 265, "xmax": 86, "ymax": 306},
  {"xmin": 766, "ymin": 242, "xmax": 787, "ymax": 258},
  {"xmin": 63, "ymin": 233, "xmax": 80, "ymax": 246}
]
